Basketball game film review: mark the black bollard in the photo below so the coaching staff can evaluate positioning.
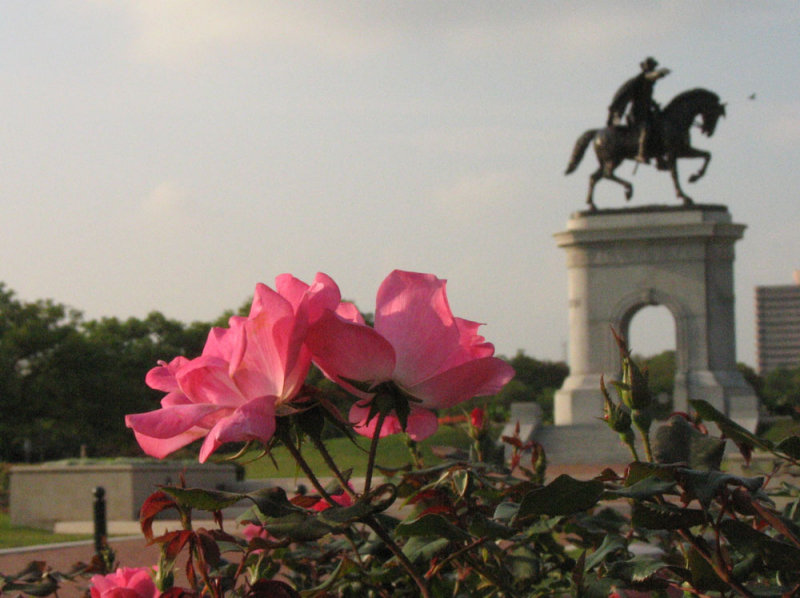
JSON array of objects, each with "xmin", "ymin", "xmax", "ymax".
[{"xmin": 93, "ymin": 486, "xmax": 107, "ymax": 555}]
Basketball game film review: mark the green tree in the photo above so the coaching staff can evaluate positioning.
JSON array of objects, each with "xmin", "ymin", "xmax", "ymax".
[
  {"xmin": 761, "ymin": 365, "xmax": 800, "ymax": 415},
  {"xmin": 488, "ymin": 351, "xmax": 568, "ymax": 424},
  {"xmin": 0, "ymin": 283, "xmax": 84, "ymax": 460}
]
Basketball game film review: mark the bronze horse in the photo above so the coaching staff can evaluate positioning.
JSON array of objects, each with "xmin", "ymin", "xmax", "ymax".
[{"xmin": 565, "ymin": 88, "xmax": 726, "ymax": 210}]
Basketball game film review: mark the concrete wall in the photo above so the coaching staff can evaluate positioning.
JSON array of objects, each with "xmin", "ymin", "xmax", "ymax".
[{"xmin": 10, "ymin": 461, "xmax": 238, "ymax": 529}]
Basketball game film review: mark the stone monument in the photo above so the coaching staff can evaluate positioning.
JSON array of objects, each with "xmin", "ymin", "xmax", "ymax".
[
  {"xmin": 553, "ymin": 204, "xmax": 759, "ymax": 432},
  {"xmin": 534, "ymin": 59, "xmax": 756, "ymax": 464}
]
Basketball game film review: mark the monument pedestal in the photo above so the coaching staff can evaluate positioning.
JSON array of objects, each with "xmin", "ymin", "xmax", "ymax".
[{"xmin": 552, "ymin": 205, "xmax": 758, "ymax": 432}]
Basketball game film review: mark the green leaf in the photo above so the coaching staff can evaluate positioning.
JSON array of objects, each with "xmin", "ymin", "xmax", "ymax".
[
  {"xmin": 508, "ymin": 546, "xmax": 540, "ymax": 581},
  {"xmin": 493, "ymin": 501, "xmax": 520, "ymax": 523},
  {"xmin": 299, "ymin": 557, "xmax": 359, "ymax": 597},
  {"xmin": 402, "ymin": 536, "xmax": 450, "ymax": 563},
  {"xmin": 631, "ymin": 501, "xmax": 705, "ymax": 530},
  {"xmin": 605, "ymin": 556, "xmax": 685, "ymax": 585},
  {"xmin": 625, "ymin": 461, "xmax": 678, "ymax": 485},
  {"xmin": 517, "ymin": 475, "xmax": 604, "ymax": 518},
  {"xmin": 605, "ymin": 476, "xmax": 676, "ymax": 500},
  {"xmin": 263, "ymin": 512, "xmax": 337, "ymax": 541},
  {"xmin": 677, "ymin": 469, "xmax": 763, "ymax": 506},
  {"xmin": 652, "ymin": 415, "xmax": 725, "ymax": 470},
  {"xmin": 690, "ymin": 399, "xmax": 773, "ymax": 453},
  {"xmin": 686, "ymin": 545, "xmax": 729, "ymax": 592},
  {"xmin": 776, "ymin": 435, "xmax": 800, "ymax": 460},
  {"xmin": 720, "ymin": 518, "xmax": 800, "ymax": 573},
  {"xmin": 2, "ymin": 580, "xmax": 60, "ymax": 597},
  {"xmin": 395, "ymin": 513, "xmax": 471, "ymax": 542},
  {"xmin": 245, "ymin": 487, "xmax": 299, "ymax": 517},
  {"xmin": 584, "ymin": 534, "xmax": 627, "ymax": 572},
  {"xmin": 467, "ymin": 513, "xmax": 514, "ymax": 540},
  {"xmin": 159, "ymin": 486, "xmax": 244, "ymax": 511}
]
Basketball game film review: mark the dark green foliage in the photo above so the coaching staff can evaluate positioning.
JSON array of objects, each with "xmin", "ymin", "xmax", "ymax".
[
  {"xmin": 484, "ymin": 350, "xmax": 568, "ymax": 423},
  {"xmin": 762, "ymin": 364, "xmax": 800, "ymax": 415},
  {"xmin": 0, "ymin": 282, "xmax": 209, "ymax": 461}
]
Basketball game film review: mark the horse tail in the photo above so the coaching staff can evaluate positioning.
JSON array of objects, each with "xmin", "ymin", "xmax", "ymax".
[{"xmin": 565, "ymin": 129, "xmax": 598, "ymax": 175}]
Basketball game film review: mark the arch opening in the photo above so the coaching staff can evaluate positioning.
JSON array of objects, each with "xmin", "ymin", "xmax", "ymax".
[{"xmin": 626, "ymin": 305, "xmax": 676, "ymax": 418}]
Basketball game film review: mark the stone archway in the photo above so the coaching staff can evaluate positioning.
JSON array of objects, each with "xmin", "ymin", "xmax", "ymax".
[{"xmin": 552, "ymin": 205, "xmax": 758, "ymax": 429}]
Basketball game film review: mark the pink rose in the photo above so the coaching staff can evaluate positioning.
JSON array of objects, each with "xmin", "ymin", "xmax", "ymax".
[
  {"xmin": 306, "ymin": 270, "xmax": 514, "ymax": 440},
  {"xmin": 90, "ymin": 567, "xmax": 158, "ymax": 598},
  {"xmin": 126, "ymin": 273, "xmax": 352, "ymax": 462}
]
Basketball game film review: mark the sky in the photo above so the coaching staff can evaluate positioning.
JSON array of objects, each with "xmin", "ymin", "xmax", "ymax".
[{"xmin": 1, "ymin": 2, "xmax": 799, "ymax": 368}]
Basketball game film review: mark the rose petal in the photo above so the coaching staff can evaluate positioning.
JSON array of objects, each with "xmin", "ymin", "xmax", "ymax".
[
  {"xmin": 144, "ymin": 356, "xmax": 188, "ymax": 392},
  {"xmin": 125, "ymin": 403, "xmax": 218, "ymax": 439},
  {"xmin": 131, "ymin": 428, "xmax": 207, "ymax": 459},
  {"xmin": 198, "ymin": 395, "xmax": 276, "ymax": 462},
  {"xmin": 306, "ymin": 310, "xmax": 396, "ymax": 389},
  {"xmin": 178, "ymin": 356, "xmax": 247, "ymax": 407},
  {"xmin": 349, "ymin": 403, "xmax": 439, "ymax": 441},
  {"xmin": 374, "ymin": 270, "xmax": 460, "ymax": 386},
  {"xmin": 405, "ymin": 356, "xmax": 515, "ymax": 409}
]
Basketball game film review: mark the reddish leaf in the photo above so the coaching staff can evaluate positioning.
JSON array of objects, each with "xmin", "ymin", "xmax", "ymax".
[
  {"xmin": 140, "ymin": 490, "xmax": 179, "ymax": 542},
  {"xmin": 195, "ymin": 529, "xmax": 221, "ymax": 568},
  {"xmin": 159, "ymin": 530, "xmax": 193, "ymax": 561}
]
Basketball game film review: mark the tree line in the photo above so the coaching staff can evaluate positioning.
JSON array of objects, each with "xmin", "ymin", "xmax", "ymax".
[
  {"xmin": 0, "ymin": 283, "xmax": 235, "ymax": 461},
  {"xmin": 1, "ymin": 282, "xmax": 796, "ymax": 462}
]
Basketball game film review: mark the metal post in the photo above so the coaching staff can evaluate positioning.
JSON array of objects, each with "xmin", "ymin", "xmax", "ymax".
[{"xmin": 93, "ymin": 486, "xmax": 107, "ymax": 555}]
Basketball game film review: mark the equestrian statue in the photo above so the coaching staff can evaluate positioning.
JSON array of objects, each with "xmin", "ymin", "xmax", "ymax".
[{"xmin": 566, "ymin": 57, "xmax": 726, "ymax": 211}]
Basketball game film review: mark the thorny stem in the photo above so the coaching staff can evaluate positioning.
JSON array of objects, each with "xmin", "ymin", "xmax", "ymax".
[
  {"xmin": 676, "ymin": 529, "xmax": 755, "ymax": 598},
  {"xmin": 278, "ymin": 427, "xmax": 335, "ymax": 505},
  {"xmin": 634, "ymin": 417, "xmax": 654, "ymax": 462},
  {"xmin": 310, "ymin": 433, "xmax": 358, "ymax": 500},
  {"xmin": 364, "ymin": 410, "xmax": 387, "ymax": 494},
  {"xmin": 364, "ymin": 515, "xmax": 431, "ymax": 598},
  {"xmin": 425, "ymin": 537, "xmax": 489, "ymax": 579}
]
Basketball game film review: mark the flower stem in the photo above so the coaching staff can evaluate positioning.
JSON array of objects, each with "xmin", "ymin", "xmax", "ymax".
[
  {"xmin": 309, "ymin": 434, "xmax": 358, "ymax": 500},
  {"xmin": 364, "ymin": 515, "xmax": 430, "ymax": 598},
  {"xmin": 364, "ymin": 410, "xmax": 386, "ymax": 494},
  {"xmin": 278, "ymin": 427, "xmax": 334, "ymax": 504}
]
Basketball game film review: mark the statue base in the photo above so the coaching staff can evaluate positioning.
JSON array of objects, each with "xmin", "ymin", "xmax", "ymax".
[{"xmin": 553, "ymin": 204, "xmax": 759, "ymax": 431}]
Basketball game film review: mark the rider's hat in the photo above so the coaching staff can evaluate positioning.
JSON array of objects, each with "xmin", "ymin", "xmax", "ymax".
[{"xmin": 640, "ymin": 57, "xmax": 658, "ymax": 71}]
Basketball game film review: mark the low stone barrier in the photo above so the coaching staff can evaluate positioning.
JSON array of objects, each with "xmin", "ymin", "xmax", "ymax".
[{"xmin": 9, "ymin": 459, "xmax": 238, "ymax": 529}]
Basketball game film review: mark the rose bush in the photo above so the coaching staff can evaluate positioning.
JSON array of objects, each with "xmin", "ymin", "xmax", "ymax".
[{"xmin": 7, "ymin": 271, "xmax": 800, "ymax": 598}]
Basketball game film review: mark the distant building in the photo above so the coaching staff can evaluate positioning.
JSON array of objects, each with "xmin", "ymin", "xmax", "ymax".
[{"xmin": 756, "ymin": 274, "xmax": 800, "ymax": 374}]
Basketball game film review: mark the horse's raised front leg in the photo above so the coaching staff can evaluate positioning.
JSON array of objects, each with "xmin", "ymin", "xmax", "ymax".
[
  {"xmin": 668, "ymin": 159, "xmax": 693, "ymax": 205},
  {"xmin": 685, "ymin": 147, "xmax": 711, "ymax": 183}
]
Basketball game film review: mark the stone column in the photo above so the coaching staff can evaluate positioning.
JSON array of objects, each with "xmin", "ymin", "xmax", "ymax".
[{"xmin": 553, "ymin": 205, "xmax": 758, "ymax": 430}]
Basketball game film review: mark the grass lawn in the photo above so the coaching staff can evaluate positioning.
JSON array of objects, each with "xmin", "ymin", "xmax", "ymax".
[
  {"xmin": 235, "ymin": 424, "xmax": 473, "ymax": 479},
  {"xmin": 0, "ymin": 512, "xmax": 91, "ymax": 550}
]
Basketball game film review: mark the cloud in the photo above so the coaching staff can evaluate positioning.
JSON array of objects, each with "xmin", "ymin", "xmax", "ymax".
[
  {"xmin": 122, "ymin": 1, "xmax": 395, "ymax": 65},
  {"xmin": 432, "ymin": 170, "xmax": 524, "ymax": 218},
  {"xmin": 118, "ymin": 2, "xmax": 704, "ymax": 68},
  {"xmin": 140, "ymin": 181, "xmax": 191, "ymax": 220}
]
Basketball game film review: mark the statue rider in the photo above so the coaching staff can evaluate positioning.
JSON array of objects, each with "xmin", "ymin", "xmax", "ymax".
[{"xmin": 607, "ymin": 57, "xmax": 670, "ymax": 164}]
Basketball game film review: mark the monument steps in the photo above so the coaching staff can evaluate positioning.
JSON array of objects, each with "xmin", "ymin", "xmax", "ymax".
[{"xmin": 534, "ymin": 424, "xmax": 633, "ymax": 466}]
